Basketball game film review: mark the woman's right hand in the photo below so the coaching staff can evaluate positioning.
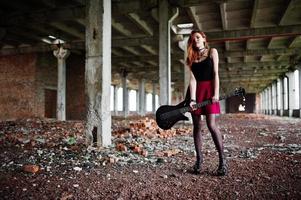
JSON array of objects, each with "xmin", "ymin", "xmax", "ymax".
[{"xmin": 189, "ymin": 100, "xmax": 197, "ymax": 111}]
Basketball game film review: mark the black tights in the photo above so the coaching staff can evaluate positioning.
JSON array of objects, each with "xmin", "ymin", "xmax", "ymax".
[{"xmin": 192, "ymin": 114, "xmax": 225, "ymax": 167}]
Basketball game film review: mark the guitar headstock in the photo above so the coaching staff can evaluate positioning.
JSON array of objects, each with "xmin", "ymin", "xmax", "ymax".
[{"xmin": 234, "ymin": 87, "xmax": 245, "ymax": 97}]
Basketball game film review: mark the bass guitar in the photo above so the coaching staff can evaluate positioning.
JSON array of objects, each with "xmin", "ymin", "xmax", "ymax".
[{"xmin": 155, "ymin": 87, "xmax": 245, "ymax": 130}]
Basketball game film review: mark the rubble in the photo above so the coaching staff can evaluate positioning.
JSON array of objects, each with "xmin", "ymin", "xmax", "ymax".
[{"xmin": 0, "ymin": 114, "xmax": 300, "ymax": 199}]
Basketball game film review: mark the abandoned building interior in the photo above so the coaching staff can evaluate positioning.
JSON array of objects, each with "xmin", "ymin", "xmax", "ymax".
[
  {"xmin": 1, "ymin": 0, "xmax": 301, "ymax": 199},
  {"xmin": 1, "ymin": 0, "xmax": 301, "ymax": 146}
]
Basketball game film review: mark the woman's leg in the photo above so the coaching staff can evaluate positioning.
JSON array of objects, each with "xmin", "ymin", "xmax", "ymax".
[
  {"xmin": 192, "ymin": 114, "xmax": 204, "ymax": 170},
  {"xmin": 206, "ymin": 114, "xmax": 227, "ymax": 174}
]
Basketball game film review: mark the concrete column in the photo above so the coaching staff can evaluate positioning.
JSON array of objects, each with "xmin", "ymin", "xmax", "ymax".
[
  {"xmin": 113, "ymin": 85, "xmax": 118, "ymax": 116},
  {"xmin": 272, "ymin": 82, "xmax": 277, "ymax": 114},
  {"xmin": 122, "ymin": 76, "xmax": 129, "ymax": 117},
  {"xmin": 152, "ymin": 81, "xmax": 157, "ymax": 113},
  {"xmin": 276, "ymin": 79, "xmax": 280, "ymax": 115},
  {"xmin": 287, "ymin": 71, "xmax": 298, "ymax": 117},
  {"xmin": 269, "ymin": 86, "xmax": 273, "ymax": 115},
  {"xmin": 139, "ymin": 79, "xmax": 146, "ymax": 116},
  {"xmin": 136, "ymin": 90, "xmax": 139, "ymax": 113},
  {"xmin": 85, "ymin": 0, "xmax": 111, "ymax": 147},
  {"xmin": 259, "ymin": 92, "xmax": 262, "ymax": 114},
  {"xmin": 278, "ymin": 78, "xmax": 284, "ymax": 116},
  {"xmin": 283, "ymin": 77, "xmax": 288, "ymax": 113},
  {"xmin": 299, "ymin": 67, "xmax": 301, "ymax": 117},
  {"xmin": 264, "ymin": 89, "xmax": 268, "ymax": 114},
  {"xmin": 53, "ymin": 47, "xmax": 70, "ymax": 121},
  {"xmin": 266, "ymin": 87, "xmax": 270, "ymax": 114},
  {"xmin": 159, "ymin": 0, "xmax": 171, "ymax": 105}
]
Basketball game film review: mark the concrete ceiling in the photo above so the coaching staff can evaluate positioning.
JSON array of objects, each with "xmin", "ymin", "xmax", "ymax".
[{"xmin": 0, "ymin": 0, "xmax": 301, "ymax": 94}]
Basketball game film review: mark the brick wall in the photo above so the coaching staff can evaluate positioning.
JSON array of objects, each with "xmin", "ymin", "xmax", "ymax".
[
  {"xmin": 66, "ymin": 54, "xmax": 85, "ymax": 120},
  {"xmin": 0, "ymin": 54, "xmax": 39, "ymax": 120},
  {"xmin": 0, "ymin": 52, "xmax": 86, "ymax": 120}
]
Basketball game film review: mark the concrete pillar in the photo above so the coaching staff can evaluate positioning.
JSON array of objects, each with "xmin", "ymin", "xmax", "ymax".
[
  {"xmin": 299, "ymin": 67, "xmax": 301, "ymax": 117},
  {"xmin": 266, "ymin": 87, "xmax": 270, "ymax": 114},
  {"xmin": 279, "ymin": 78, "xmax": 284, "ymax": 116},
  {"xmin": 264, "ymin": 89, "xmax": 268, "ymax": 114},
  {"xmin": 85, "ymin": 0, "xmax": 111, "ymax": 147},
  {"xmin": 272, "ymin": 82, "xmax": 277, "ymax": 114},
  {"xmin": 283, "ymin": 77, "xmax": 288, "ymax": 114},
  {"xmin": 113, "ymin": 85, "xmax": 118, "ymax": 116},
  {"xmin": 152, "ymin": 81, "xmax": 157, "ymax": 113},
  {"xmin": 136, "ymin": 89, "xmax": 139, "ymax": 113},
  {"xmin": 287, "ymin": 71, "xmax": 298, "ymax": 117},
  {"xmin": 276, "ymin": 79, "xmax": 280, "ymax": 115},
  {"xmin": 139, "ymin": 79, "xmax": 146, "ymax": 116},
  {"xmin": 159, "ymin": 0, "xmax": 171, "ymax": 105},
  {"xmin": 259, "ymin": 92, "xmax": 262, "ymax": 114},
  {"xmin": 122, "ymin": 75, "xmax": 129, "ymax": 117},
  {"xmin": 53, "ymin": 47, "xmax": 69, "ymax": 121}
]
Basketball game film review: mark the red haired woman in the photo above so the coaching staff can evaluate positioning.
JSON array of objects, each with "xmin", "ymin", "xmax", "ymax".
[{"xmin": 186, "ymin": 30, "xmax": 227, "ymax": 176}]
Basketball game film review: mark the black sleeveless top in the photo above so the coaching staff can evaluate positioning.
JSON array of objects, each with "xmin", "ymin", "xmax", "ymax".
[{"xmin": 191, "ymin": 52, "xmax": 214, "ymax": 81}]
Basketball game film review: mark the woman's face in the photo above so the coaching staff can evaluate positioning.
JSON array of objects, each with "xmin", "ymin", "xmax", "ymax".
[{"xmin": 193, "ymin": 32, "xmax": 205, "ymax": 48}]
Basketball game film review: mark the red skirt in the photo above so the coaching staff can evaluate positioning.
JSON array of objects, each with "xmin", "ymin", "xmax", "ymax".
[{"xmin": 193, "ymin": 80, "xmax": 220, "ymax": 115}]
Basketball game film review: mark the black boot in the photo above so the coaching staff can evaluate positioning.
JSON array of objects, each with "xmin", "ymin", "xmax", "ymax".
[
  {"xmin": 216, "ymin": 159, "xmax": 228, "ymax": 176},
  {"xmin": 193, "ymin": 158, "xmax": 203, "ymax": 174}
]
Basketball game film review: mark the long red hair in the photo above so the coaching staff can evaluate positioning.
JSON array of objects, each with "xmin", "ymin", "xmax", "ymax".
[{"xmin": 186, "ymin": 30, "xmax": 209, "ymax": 67}]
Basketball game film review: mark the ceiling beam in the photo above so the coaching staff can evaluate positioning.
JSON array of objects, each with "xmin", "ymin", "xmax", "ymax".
[
  {"xmin": 50, "ymin": 22, "xmax": 85, "ymax": 39},
  {"xmin": 1, "ymin": 6, "xmax": 85, "ymax": 26},
  {"xmin": 288, "ymin": 35, "xmax": 301, "ymax": 48},
  {"xmin": 220, "ymin": 48, "xmax": 301, "ymax": 57},
  {"xmin": 169, "ymin": 0, "xmax": 229, "ymax": 7},
  {"xmin": 141, "ymin": 45, "xmax": 157, "ymax": 55},
  {"xmin": 250, "ymin": 0, "xmax": 259, "ymax": 28},
  {"xmin": 112, "ymin": 18, "xmax": 132, "ymax": 37},
  {"xmin": 207, "ymin": 25, "xmax": 301, "ymax": 43},
  {"xmin": 220, "ymin": 61, "xmax": 290, "ymax": 69},
  {"xmin": 127, "ymin": 13, "xmax": 154, "ymax": 36},
  {"xmin": 113, "ymin": 55, "xmax": 157, "ymax": 63},
  {"xmin": 186, "ymin": 7, "xmax": 202, "ymax": 31},
  {"xmin": 279, "ymin": 0, "xmax": 295, "ymax": 26},
  {"xmin": 112, "ymin": 37, "xmax": 156, "ymax": 47},
  {"xmin": 219, "ymin": 2, "xmax": 228, "ymax": 30}
]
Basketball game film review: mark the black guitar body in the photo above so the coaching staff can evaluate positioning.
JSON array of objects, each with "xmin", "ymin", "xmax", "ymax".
[
  {"xmin": 156, "ymin": 100, "xmax": 189, "ymax": 130},
  {"xmin": 155, "ymin": 87, "xmax": 245, "ymax": 130}
]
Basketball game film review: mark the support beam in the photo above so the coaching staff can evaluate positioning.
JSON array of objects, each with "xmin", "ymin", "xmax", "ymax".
[
  {"xmin": 122, "ymin": 75, "xmax": 129, "ymax": 117},
  {"xmin": 186, "ymin": 7, "xmax": 202, "ymax": 31},
  {"xmin": 220, "ymin": 61, "xmax": 290, "ymax": 69},
  {"xmin": 112, "ymin": 18, "xmax": 132, "ymax": 36},
  {"xmin": 287, "ymin": 71, "xmax": 299, "ymax": 116},
  {"xmin": 220, "ymin": 48, "xmax": 301, "ymax": 57},
  {"xmin": 207, "ymin": 25, "xmax": 301, "ymax": 42},
  {"xmin": 1, "ymin": 6, "xmax": 85, "ymax": 26},
  {"xmin": 159, "ymin": 0, "xmax": 171, "ymax": 105},
  {"xmin": 279, "ymin": 0, "xmax": 295, "ymax": 26},
  {"xmin": 219, "ymin": 2, "xmax": 228, "ymax": 30},
  {"xmin": 85, "ymin": 0, "xmax": 111, "ymax": 147},
  {"xmin": 152, "ymin": 81, "xmax": 157, "ymax": 113},
  {"xmin": 113, "ymin": 85, "xmax": 119, "ymax": 116},
  {"xmin": 139, "ymin": 79, "xmax": 146, "ymax": 116},
  {"xmin": 50, "ymin": 22, "xmax": 85, "ymax": 39},
  {"xmin": 53, "ymin": 47, "xmax": 70, "ymax": 121},
  {"xmin": 299, "ymin": 66, "xmax": 301, "ymax": 117},
  {"xmin": 127, "ymin": 13, "xmax": 154, "ymax": 36},
  {"xmin": 250, "ymin": 0, "xmax": 259, "ymax": 28}
]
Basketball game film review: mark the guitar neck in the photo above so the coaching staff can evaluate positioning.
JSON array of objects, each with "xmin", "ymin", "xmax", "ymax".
[{"xmin": 180, "ymin": 93, "xmax": 233, "ymax": 113}]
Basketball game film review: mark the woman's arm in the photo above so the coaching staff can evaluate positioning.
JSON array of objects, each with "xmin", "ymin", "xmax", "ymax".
[
  {"xmin": 211, "ymin": 48, "xmax": 220, "ymax": 102},
  {"xmin": 189, "ymin": 70, "xmax": 197, "ymax": 110}
]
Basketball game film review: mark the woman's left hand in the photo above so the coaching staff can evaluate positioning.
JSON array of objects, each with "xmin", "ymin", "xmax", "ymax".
[{"xmin": 212, "ymin": 95, "xmax": 219, "ymax": 103}]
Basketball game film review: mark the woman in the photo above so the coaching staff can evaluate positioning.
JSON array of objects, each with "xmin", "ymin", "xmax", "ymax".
[{"xmin": 186, "ymin": 30, "xmax": 227, "ymax": 176}]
